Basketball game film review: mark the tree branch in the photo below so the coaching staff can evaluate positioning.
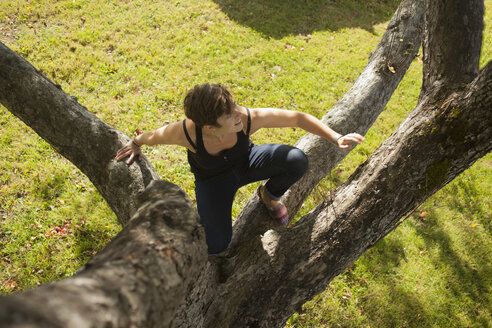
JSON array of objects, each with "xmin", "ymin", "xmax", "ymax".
[
  {"xmin": 231, "ymin": 0, "xmax": 425, "ymax": 250},
  {"xmin": 0, "ymin": 42, "xmax": 159, "ymax": 225}
]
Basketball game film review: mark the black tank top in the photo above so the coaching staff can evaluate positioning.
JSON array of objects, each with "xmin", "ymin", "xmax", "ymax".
[{"xmin": 183, "ymin": 108, "xmax": 253, "ymax": 180}]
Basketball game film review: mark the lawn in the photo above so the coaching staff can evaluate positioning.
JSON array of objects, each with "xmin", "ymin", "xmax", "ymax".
[{"xmin": 1, "ymin": 0, "xmax": 491, "ymax": 327}]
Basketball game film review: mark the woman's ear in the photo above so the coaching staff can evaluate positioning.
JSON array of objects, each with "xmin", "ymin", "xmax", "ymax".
[{"xmin": 203, "ymin": 124, "xmax": 218, "ymax": 134}]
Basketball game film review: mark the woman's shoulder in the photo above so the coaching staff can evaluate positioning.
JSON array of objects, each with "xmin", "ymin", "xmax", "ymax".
[
  {"xmin": 153, "ymin": 119, "xmax": 196, "ymax": 151},
  {"xmin": 236, "ymin": 105, "xmax": 252, "ymax": 120},
  {"xmin": 182, "ymin": 118, "xmax": 197, "ymax": 136}
]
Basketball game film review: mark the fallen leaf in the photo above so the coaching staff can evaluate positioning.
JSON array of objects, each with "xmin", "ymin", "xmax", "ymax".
[{"xmin": 3, "ymin": 280, "xmax": 18, "ymax": 289}]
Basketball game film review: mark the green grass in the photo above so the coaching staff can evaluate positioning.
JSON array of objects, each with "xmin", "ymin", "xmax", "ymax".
[{"xmin": 1, "ymin": 0, "xmax": 491, "ymax": 326}]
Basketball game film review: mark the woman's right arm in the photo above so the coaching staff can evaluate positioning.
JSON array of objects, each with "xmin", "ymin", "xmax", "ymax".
[{"xmin": 115, "ymin": 121, "xmax": 187, "ymax": 164}]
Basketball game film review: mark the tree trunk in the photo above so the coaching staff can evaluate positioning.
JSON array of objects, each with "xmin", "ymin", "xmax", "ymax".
[
  {"xmin": 0, "ymin": 0, "xmax": 490, "ymax": 327},
  {"xmin": 420, "ymin": 0, "xmax": 484, "ymax": 98}
]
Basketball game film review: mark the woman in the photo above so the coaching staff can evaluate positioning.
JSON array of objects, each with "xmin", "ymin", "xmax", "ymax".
[{"xmin": 116, "ymin": 84, "xmax": 364, "ymax": 254}]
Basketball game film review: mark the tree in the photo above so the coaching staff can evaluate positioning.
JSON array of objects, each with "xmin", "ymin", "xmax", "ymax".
[{"xmin": 0, "ymin": 0, "xmax": 490, "ymax": 327}]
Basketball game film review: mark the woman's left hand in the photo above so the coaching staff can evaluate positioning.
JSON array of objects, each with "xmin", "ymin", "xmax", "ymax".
[{"xmin": 336, "ymin": 133, "xmax": 365, "ymax": 150}]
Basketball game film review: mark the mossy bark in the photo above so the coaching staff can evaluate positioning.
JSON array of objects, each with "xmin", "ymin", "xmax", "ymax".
[{"xmin": 420, "ymin": 0, "xmax": 484, "ymax": 98}]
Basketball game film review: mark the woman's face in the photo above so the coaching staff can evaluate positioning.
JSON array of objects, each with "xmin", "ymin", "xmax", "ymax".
[{"xmin": 214, "ymin": 105, "xmax": 243, "ymax": 134}]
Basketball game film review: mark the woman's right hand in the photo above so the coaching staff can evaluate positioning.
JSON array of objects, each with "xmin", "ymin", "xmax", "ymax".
[{"xmin": 115, "ymin": 140, "xmax": 143, "ymax": 164}]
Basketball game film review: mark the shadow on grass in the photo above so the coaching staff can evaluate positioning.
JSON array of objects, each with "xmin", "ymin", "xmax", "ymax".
[
  {"xmin": 359, "ymin": 237, "xmax": 432, "ymax": 326},
  {"xmin": 349, "ymin": 159, "xmax": 491, "ymax": 326},
  {"xmin": 414, "ymin": 211, "xmax": 489, "ymax": 318},
  {"xmin": 447, "ymin": 177, "xmax": 491, "ymax": 234},
  {"xmin": 212, "ymin": 0, "xmax": 400, "ymax": 39},
  {"xmin": 354, "ymin": 207, "xmax": 490, "ymax": 326}
]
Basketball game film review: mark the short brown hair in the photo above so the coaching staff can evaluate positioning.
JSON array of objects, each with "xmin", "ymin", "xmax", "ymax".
[{"xmin": 184, "ymin": 84, "xmax": 235, "ymax": 127}]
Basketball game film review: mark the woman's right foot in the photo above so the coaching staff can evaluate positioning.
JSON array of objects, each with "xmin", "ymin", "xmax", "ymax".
[{"xmin": 257, "ymin": 186, "xmax": 289, "ymax": 225}]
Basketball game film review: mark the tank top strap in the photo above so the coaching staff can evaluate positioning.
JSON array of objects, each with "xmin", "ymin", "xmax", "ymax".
[
  {"xmin": 245, "ymin": 107, "xmax": 251, "ymax": 135},
  {"xmin": 195, "ymin": 123, "xmax": 205, "ymax": 151},
  {"xmin": 182, "ymin": 119, "xmax": 197, "ymax": 151}
]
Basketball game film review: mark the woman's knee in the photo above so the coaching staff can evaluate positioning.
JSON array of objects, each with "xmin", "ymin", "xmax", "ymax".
[{"xmin": 286, "ymin": 148, "xmax": 308, "ymax": 178}]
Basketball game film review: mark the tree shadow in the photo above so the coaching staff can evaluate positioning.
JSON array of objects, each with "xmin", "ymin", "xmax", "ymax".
[
  {"xmin": 359, "ymin": 210, "xmax": 490, "ymax": 326},
  {"xmin": 414, "ymin": 211, "xmax": 489, "ymax": 309},
  {"xmin": 361, "ymin": 273, "xmax": 430, "ymax": 327},
  {"xmin": 446, "ymin": 177, "xmax": 491, "ymax": 234},
  {"xmin": 212, "ymin": 0, "xmax": 400, "ymax": 39}
]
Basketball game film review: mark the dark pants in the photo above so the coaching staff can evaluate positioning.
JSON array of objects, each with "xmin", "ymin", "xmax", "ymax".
[{"xmin": 195, "ymin": 144, "xmax": 308, "ymax": 254}]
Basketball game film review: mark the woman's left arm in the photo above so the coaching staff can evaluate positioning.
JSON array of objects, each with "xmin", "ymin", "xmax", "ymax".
[{"xmin": 249, "ymin": 107, "xmax": 365, "ymax": 150}]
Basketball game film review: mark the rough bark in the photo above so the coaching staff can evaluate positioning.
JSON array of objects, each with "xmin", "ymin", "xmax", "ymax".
[
  {"xmin": 0, "ymin": 42, "xmax": 159, "ymax": 225},
  {"xmin": 420, "ymin": 0, "xmax": 484, "ymax": 98},
  {"xmin": 0, "ymin": 180, "xmax": 207, "ymax": 328},
  {"xmin": 231, "ymin": 0, "xmax": 425, "ymax": 248}
]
